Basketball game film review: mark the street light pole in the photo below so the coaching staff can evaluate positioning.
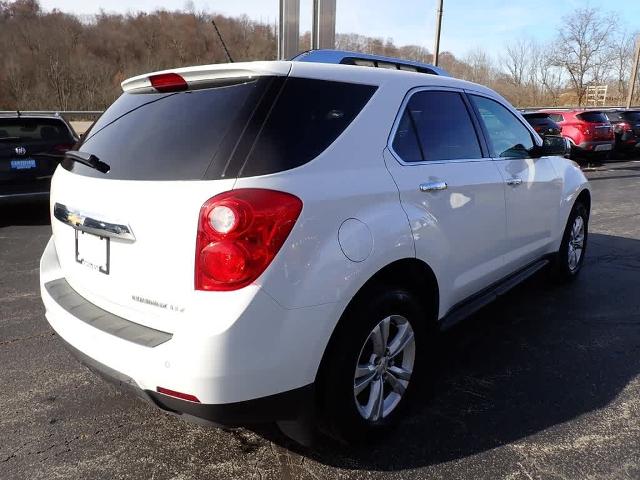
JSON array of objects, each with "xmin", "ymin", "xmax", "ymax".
[
  {"xmin": 278, "ymin": 0, "xmax": 300, "ymax": 60},
  {"xmin": 312, "ymin": 0, "xmax": 336, "ymax": 50},
  {"xmin": 432, "ymin": 0, "xmax": 444, "ymax": 66},
  {"xmin": 626, "ymin": 36, "xmax": 640, "ymax": 109}
]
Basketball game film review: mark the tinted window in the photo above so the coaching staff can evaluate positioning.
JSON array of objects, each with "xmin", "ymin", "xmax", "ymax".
[
  {"xmin": 471, "ymin": 95, "xmax": 534, "ymax": 158},
  {"xmin": 392, "ymin": 91, "xmax": 482, "ymax": 162},
  {"xmin": 623, "ymin": 111, "xmax": 640, "ymax": 122},
  {"xmin": 0, "ymin": 118, "xmax": 74, "ymax": 144},
  {"xmin": 68, "ymin": 78, "xmax": 273, "ymax": 180},
  {"xmin": 605, "ymin": 112, "xmax": 623, "ymax": 122},
  {"xmin": 67, "ymin": 77, "xmax": 376, "ymax": 181},
  {"xmin": 577, "ymin": 112, "xmax": 608, "ymax": 123},
  {"xmin": 240, "ymin": 78, "xmax": 377, "ymax": 177}
]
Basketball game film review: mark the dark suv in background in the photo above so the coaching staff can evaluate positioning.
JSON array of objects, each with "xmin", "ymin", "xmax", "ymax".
[
  {"xmin": 0, "ymin": 113, "xmax": 78, "ymax": 202},
  {"xmin": 522, "ymin": 112, "xmax": 562, "ymax": 136},
  {"xmin": 603, "ymin": 109, "xmax": 640, "ymax": 156}
]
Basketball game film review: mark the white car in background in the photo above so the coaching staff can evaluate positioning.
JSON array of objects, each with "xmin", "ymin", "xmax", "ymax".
[{"xmin": 40, "ymin": 51, "xmax": 590, "ymax": 445}]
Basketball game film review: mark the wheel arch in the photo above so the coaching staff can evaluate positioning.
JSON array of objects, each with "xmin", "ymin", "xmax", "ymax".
[
  {"xmin": 314, "ymin": 258, "xmax": 440, "ymax": 384},
  {"xmin": 576, "ymin": 188, "xmax": 591, "ymax": 213}
]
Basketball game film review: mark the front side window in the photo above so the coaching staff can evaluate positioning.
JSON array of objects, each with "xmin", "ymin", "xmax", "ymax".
[
  {"xmin": 392, "ymin": 90, "xmax": 482, "ymax": 162},
  {"xmin": 471, "ymin": 95, "xmax": 535, "ymax": 159}
]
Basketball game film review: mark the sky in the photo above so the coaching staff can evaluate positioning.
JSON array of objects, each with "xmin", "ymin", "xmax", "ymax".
[{"xmin": 38, "ymin": 0, "xmax": 640, "ymax": 58}]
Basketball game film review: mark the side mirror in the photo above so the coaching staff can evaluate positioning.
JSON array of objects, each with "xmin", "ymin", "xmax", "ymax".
[{"xmin": 535, "ymin": 136, "xmax": 569, "ymax": 157}]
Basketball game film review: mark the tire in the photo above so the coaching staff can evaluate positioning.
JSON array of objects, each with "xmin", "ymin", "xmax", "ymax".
[
  {"xmin": 317, "ymin": 286, "xmax": 432, "ymax": 444},
  {"xmin": 551, "ymin": 201, "xmax": 589, "ymax": 281}
]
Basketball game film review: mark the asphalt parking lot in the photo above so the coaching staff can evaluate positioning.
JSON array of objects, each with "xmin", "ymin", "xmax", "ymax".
[{"xmin": 1, "ymin": 159, "xmax": 639, "ymax": 480}]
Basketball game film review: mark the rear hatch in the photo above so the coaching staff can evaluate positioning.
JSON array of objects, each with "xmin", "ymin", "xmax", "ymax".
[
  {"xmin": 623, "ymin": 111, "xmax": 640, "ymax": 138},
  {"xmin": 50, "ymin": 63, "xmax": 292, "ymax": 333},
  {"xmin": 0, "ymin": 117, "xmax": 76, "ymax": 194},
  {"xmin": 49, "ymin": 61, "xmax": 378, "ymax": 333},
  {"xmin": 577, "ymin": 111, "xmax": 613, "ymax": 140}
]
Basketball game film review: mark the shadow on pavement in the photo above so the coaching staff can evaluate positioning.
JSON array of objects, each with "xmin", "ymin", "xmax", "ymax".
[
  {"xmin": 0, "ymin": 199, "xmax": 50, "ymax": 228},
  {"xmin": 259, "ymin": 232, "xmax": 640, "ymax": 470}
]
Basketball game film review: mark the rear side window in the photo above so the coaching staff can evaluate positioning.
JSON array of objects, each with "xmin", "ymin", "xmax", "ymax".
[
  {"xmin": 577, "ymin": 112, "xmax": 608, "ymax": 123},
  {"xmin": 0, "ymin": 118, "xmax": 74, "ymax": 144},
  {"xmin": 471, "ymin": 95, "xmax": 534, "ymax": 159},
  {"xmin": 392, "ymin": 91, "xmax": 482, "ymax": 162},
  {"xmin": 240, "ymin": 78, "xmax": 377, "ymax": 177}
]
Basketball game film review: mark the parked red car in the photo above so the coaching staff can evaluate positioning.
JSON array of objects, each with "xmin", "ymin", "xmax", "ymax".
[{"xmin": 541, "ymin": 109, "xmax": 614, "ymax": 160}]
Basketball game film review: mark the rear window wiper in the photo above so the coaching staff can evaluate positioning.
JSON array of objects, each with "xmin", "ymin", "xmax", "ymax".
[{"xmin": 64, "ymin": 150, "xmax": 110, "ymax": 174}]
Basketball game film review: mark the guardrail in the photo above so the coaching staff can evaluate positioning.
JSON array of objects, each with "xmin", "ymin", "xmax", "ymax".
[
  {"xmin": 0, "ymin": 110, "xmax": 103, "ymax": 118},
  {"xmin": 520, "ymin": 105, "xmax": 639, "ymax": 113}
]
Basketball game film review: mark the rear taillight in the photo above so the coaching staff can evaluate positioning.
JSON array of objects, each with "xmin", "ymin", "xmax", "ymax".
[
  {"xmin": 619, "ymin": 122, "xmax": 632, "ymax": 132},
  {"xmin": 195, "ymin": 189, "xmax": 303, "ymax": 291},
  {"xmin": 149, "ymin": 73, "xmax": 188, "ymax": 93},
  {"xmin": 578, "ymin": 123, "xmax": 591, "ymax": 136}
]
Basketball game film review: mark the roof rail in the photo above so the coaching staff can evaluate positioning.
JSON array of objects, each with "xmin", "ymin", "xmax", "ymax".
[{"xmin": 291, "ymin": 49, "xmax": 449, "ymax": 77}]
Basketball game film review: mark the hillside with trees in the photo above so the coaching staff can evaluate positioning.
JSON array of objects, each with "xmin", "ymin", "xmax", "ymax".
[{"xmin": 0, "ymin": 0, "xmax": 637, "ymax": 110}]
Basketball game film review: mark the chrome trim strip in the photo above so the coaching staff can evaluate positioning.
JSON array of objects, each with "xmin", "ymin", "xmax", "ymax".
[{"xmin": 53, "ymin": 202, "xmax": 135, "ymax": 242}]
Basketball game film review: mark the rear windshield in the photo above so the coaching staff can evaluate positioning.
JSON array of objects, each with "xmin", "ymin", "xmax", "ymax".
[
  {"xmin": 524, "ymin": 115, "xmax": 551, "ymax": 126},
  {"xmin": 577, "ymin": 112, "xmax": 608, "ymax": 123},
  {"xmin": 623, "ymin": 111, "xmax": 640, "ymax": 122},
  {"xmin": 0, "ymin": 118, "xmax": 75, "ymax": 144},
  {"xmin": 66, "ymin": 76, "xmax": 377, "ymax": 181}
]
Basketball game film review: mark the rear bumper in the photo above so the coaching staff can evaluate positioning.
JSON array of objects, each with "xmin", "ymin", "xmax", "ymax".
[
  {"xmin": 0, "ymin": 178, "xmax": 51, "ymax": 201},
  {"xmin": 614, "ymin": 139, "xmax": 640, "ymax": 152},
  {"xmin": 40, "ymin": 236, "xmax": 334, "ymax": 425},
  {"xmin": 574, "ymin": 140, "xmax": 614, "ymax": 152},
  {"xmin": 60, "ymin": 335, "xmax": 314, "ymax": 425},
  {"xmin": 0, "ymin": 191, "xmax": 49, "ymax": 203}
]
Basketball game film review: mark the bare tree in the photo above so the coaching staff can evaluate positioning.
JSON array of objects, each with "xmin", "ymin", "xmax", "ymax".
[
  {"xmin": 463, "ymin": 48, "xmax": 495, "ymax": 85},
  {"xmin": 611, "ymin": 30, "xmax": 636, "ymax": 102},
  {"xmin": 502, "ymin": 38, "xmax": 529, "ymax": 87},
  {"xmin": 501, "ymin": 37, "xmax": 532, "ymax": 105},
  {"xmin": 551, "ymin": 7, "xmax": 618, "ymax": 106}
]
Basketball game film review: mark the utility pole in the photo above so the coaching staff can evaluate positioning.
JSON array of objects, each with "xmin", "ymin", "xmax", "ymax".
[
  {"xmin": 626, "ymin": 35, "xmax": 640, "ymax": 109},
  {"xmin": 311, "ymin": 0, "xmax": 336, "ymax": 50},
  {"xmin": 432, "ymin": 0, "xmax": 444, "ymax": 66},
  {"xmin": 278, "ymin": 0, "xmax": 300, "ymax": 60}
]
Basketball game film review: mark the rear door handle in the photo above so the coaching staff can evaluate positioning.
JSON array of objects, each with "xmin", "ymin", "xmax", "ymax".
[
  {"xmin": 506, "ymin": 177, "xmax": 523, "ymax": 187},
  {"xmin": 419, "ymin": 181, "xmax": 448, "ymax": 192}
]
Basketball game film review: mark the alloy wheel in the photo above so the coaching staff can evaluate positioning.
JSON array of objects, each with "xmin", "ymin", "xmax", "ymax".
[{"xmin": 353, "ymin": 315, "xmax": 415, "ymax": 422}]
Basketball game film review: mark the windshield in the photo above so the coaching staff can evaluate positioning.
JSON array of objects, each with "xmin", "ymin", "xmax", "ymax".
[
  {"xmin": 624, "ymin": 111, "xmax": 640, "ymax": 122},
  {"xmin": 577, "ymin": 112, "xmax": 609, "ymax": 123},
  {"xmin": 0, "ymin": 118, "xmax": 74, "ymax": 143},
  {"xmin": 67, "ymin": 78, "xmax": 271, "ymax": 181},
  {"xmin": 64, "ymin": 76, "xmax": 377, "ymax": 181}
]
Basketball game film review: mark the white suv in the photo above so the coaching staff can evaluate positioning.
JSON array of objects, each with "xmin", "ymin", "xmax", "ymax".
[{"xmin": 40, "ymin": 55, "xmax": 590, "ymax": 445}]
